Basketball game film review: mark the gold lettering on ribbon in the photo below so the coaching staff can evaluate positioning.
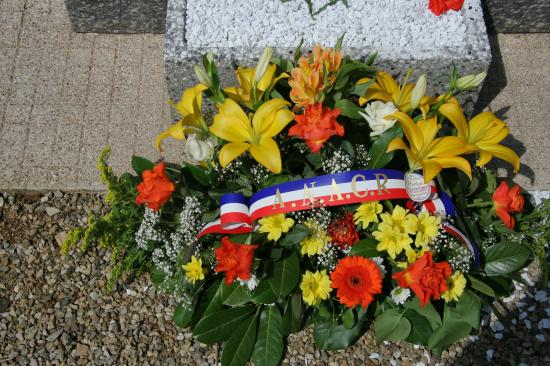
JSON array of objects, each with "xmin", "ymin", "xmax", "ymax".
[
  {"xmin": 351, "ymin": 174, "xmax": 368, "ymax": 198},
  {"xmin": 303, "ymin": 182, "xmax": 316, "ymax": 206},
  {"xmin": 375, "ymin": 173, "xmax": 390, "ymax": 195},
  {"xmin": 273, "ymin": 188, "xmax": 285, "ymax": 208},
  {"xmin": 329, "ymin": 178, "xmax": 344, "ymax": 202}
]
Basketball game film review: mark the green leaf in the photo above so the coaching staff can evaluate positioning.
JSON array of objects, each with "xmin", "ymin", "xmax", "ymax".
[
  {"xmin": 314, "ymin": 308, "xmax": 367, "ymax": 350},
  {"xmin": 282, "ymin": 293, "xmax": 304, "ymax": 334},
  {"xmin": 220, "ymin": 312, "xmax": 258, "ymax": 366},
  {"xmin": 131, "ymin": 155, "xmax": 154, "ymax": 176},
  {"xmin": 404, "ymin": 297, "xmax": 442, "ymax": 330},
  {"xmin": 192, "ymin": 306, "xmax": 256, "ymax": 344},
  {"xmin": 484, "ymin": 242, "xmax": 530, "ymax": 276},
  {"xmin": 191, "ymin": 280, "xmax": 224, "ymax": 326},
  {"xmin": 279, "ymin": 224, "xmax": 310, "ymax": 247},
  {"xmin": 335, "ymin": 32, "xmax": 345, "ymax": 52},
  {"xmin": 404, "ymin": 310, "xmax": 432, "ymax": 346},
  {"xmin": 340, "ymin": 140, "xmax": 355, "ymax": 159},
  {"xmin": 268, "ymin": 251, "xmax": 300, "ymax": 298},
  {"xmin": 252, "ymin": 306, "xmax": 285, "ymax": 366},
  {"xmin": 342, "ymin": 308, "xmax": 356, "ymax": 329},
  {"xmin": 202, "ymin": 281, "xmax": 226, "ymax": 317},
  {"xmin": 349, "ymin": 237, "xmax": 382, "ymax": 258},
  {"xmin": 151, "ymin": 267, "xmax": 166, "ymax": 285},
  {"xmin": 252, "ymin": 280, "xmax": 278, "ymax": 304},
  {"xmin": 222, "ymin": 282, "xmax": 253, "ymax": 306},
  {"xmin": 445, "ymin": 290, "xmax": 481, "ymax": 329},
  {"xmin": 367, "ymin": 124, "xmax": 403, "ymax": 169},
  {"xmin": 334, "ymin": 99, "xmax": 362, "ymax": 119},
  {"xmin": 374, "ymin": 308, "xmax": 411, "ymax": 342},
  {"xmin": 467, "ymin": 274, "xmax": 496, "ymax": 297},
  {"xmin": 350, "ymin": 78, "xmax": 375, "ymax": 97},
  {"xmin": 184, "ymin": 164, "xmax": 210, "ymax": 186},
  {"xmin": 173, "ymin": 299, "xmax": 196, "ymax": 328},
  {"xmin": 427, "ymin": 318, "xmax": 472, "ymax": 355}
]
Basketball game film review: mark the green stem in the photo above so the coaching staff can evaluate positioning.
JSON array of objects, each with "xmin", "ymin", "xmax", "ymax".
[{"xmin": 467, "ymin": 202, "xmax": 493, "ymax": 208}]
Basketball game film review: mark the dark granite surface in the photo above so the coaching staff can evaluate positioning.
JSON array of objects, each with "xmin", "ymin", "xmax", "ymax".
[
  {"xmin": 65, "ymin": 0, "xmax": 167, "ymax": 33},
  {"xmin": 485, "ymin": 0, "xmax": 550, "ymax": 33}
]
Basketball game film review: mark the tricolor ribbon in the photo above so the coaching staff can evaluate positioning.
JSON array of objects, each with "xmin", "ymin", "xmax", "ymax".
[{"xmin": 197, "ymin": 169, "xmax": 479, "ymax": 266}]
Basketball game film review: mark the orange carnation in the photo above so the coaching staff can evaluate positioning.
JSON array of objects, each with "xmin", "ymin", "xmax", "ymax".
[
  {"xmin": 492, "ymin": 181, "xmax": 524, "ymax": 229},
  {"xmin": 135, "ymin": 162, "xmax": 175, "ymax": 211},
  {"xmin": 330, "ymin": 256, "xmax": 383, "ymax": 308},
  {"xmin": 215, "ymin": 237, "xmax": 258, "ymax": 285},
  {"xmin": 288, "ymin": 103, "xmax": 344, "ymax": 153},
  {"xmin": 392, "ymin": 251, "xmax": 451, "ymax": 307},
  {"xmin": 289, "ymin": 45, "xmax": 341, "ymax": 107}
]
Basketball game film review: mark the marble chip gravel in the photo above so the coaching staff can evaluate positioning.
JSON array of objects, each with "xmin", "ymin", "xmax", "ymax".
[
  {"xmin": 1, "ymin": 191, "xmax": 549, "ymax": 365},
  {"xmin": 185, "ymin": 0, "xmax": 486, "ymax": 60}
]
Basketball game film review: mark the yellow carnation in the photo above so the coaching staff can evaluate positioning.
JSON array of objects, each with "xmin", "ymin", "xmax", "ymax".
[
  {"xmin": 300, "ymin": 270, "xmax": 332, "ymax": 306},
  {"xmin": 300, "ymin": 220, "xmax": 331, "ymax": 256},
  {"xmin": 373, "ymin": 222, "xmax": 413, "ymax": 258},
  {"xmin": 406, "ymin": 211, "xmax": 441, "ymax": 246},
  {"xmin": 258, "ymin": 214, "xmax": 295, "ymax": 241},
  {"xmin": 182, "ymin": 256, "xmax": 206, "ymax": 284},
  {"xmin": 441, "ymin": 272, "xmax": 467, "ymax": 302},
  {"xmin": 354, "ymin": 201, "xmax": 383, "ymax": 228}
]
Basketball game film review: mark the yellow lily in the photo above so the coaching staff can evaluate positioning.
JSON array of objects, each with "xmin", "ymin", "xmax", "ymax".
[
  {"xmin": 224, "ymin": 65, "xmax": 288, "ymax": 109},
  {"xmin": 439, "ymin": 102, "xmax": 520, "ymax": 172},
  {"xmin": 387, "ymin": 111, "xmax": 471, "ymax": 183},
  {"xmin": 209, "ymin": 98, "xmax": 294, "ymax": 173},
  {"xmin": 357, "ymin": 71, "xmax": 432, "ymax": 118},
  {"xmin": 155, "ymin": 84, "xmax": 208, "ymax": 151}
]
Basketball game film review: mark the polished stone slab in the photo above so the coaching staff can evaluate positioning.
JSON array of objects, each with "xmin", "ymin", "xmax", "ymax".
[
  {"xmin": 485, "ymin": 0, "xmax": 550, "ymax": 33},
  {"xmin": 65, "ymin": 0, "xmax": 167, "ymax": 33}
]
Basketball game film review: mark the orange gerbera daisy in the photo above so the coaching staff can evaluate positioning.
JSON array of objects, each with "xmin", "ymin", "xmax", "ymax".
[{"xmin": 331, "ymin": 256, "xmax": 383, "ymax": 308}]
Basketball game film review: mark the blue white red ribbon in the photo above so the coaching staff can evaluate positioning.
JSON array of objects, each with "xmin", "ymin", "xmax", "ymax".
[{"xmin": 196, "ymin": 169, "xmax": 479, "ymax": 266}]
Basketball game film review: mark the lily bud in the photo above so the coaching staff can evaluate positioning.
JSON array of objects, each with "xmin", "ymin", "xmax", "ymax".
[
  {"xmin": 456, "ymin": 72, "xmax": 487, "ymax": 91},
  {"xmin": 254, "ymin": 47, "xmax": 273, "ymax": 83},
  {"xmin": 409, "ymin": 74, "xmax": 427, "ymax": 111},
  {"xmin": 183, "ymin": 134, "xmax": 216, "ymax": 164},
  {"xmin": 206, "ymin": 51, "xmax": 215, "ymax": 63},
  {"xmin": 193, "ymin": 65, "xmax": 213, "ymax": 88}
]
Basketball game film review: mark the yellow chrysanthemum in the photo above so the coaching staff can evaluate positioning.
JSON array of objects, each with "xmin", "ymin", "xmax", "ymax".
[
  {"xmin": 373, "ymin": 222, "xmax": 413, "ymax": 258},
  {"xmin": 354, "ymin": 201, "xmax": 383, "ymax": 228},
  {"xmin": 258, "ymin": 214, "xmax": 295, "ymax": 241},
  {"xmin": 182, "ymin": 256, "xmax": 206, "ymax": 284},
  {"xmin": 379, "ymin": 205, "xmax": 416, "ymax": 234},
  {"xmin": 441, "ymin": 272, "xmax": 467, "ymax": 302},
  {"xmin": 300, "ymin": 220, "xmax": 331, "ymax": 256},
  {"xmin": 404, "ymin": 247, "xmax": 428, "ymax": 265},
  {"xmin": 300, "ymin": 270, "xmax": 332, "ymax": 306},
  {"xmin": 406, "ymin": 211, "xmax": 441, "ymax": 247}
]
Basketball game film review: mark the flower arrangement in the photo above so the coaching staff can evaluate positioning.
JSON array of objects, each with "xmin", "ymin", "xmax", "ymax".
[{"xmin": 63, "ymin": 38, "xmax": 549, "ymax": 366}]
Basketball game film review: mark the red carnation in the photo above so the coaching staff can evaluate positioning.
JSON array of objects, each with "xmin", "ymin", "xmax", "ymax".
[
  {"xmin": 328, "ymin": 212, "xmax": 360, "ymax": 248},
  {"xmin": 392, "ymin": 251, "xmax": 451, "ymax": 307},
  {"xmin": 288, "ymin": 103, "xmax": 344, "ymax": 153},
  {"xmin": 429, "ymin": 0, "xmax": 464, "ymax": 16},
  {"xmin": 215, "ymin": 237, "xmax": 258, "ymax": 285},
  {"xmin": 135, "ymin": 162, "xmax": 175, "ymax": 211},
  {"xmin": 492, "ymin": 181, "xmax": 524, "ymax": 229}
]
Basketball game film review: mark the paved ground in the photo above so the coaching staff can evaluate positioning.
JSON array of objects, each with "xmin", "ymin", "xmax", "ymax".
[{"xmin": 0, "ymin": 0, "xmax": 549, "ymax": 192}]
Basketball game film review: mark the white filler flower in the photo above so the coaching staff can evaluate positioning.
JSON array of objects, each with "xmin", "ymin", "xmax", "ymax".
[
  {"xmin": 391, "ymin": 287, "xmax": 411, "ymax": 305},
  {"xmin": 359, "ymin": 101, "xmax": 398, "ymax": 136}
]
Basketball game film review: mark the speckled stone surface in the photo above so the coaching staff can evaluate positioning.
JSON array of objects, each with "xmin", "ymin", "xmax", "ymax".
[
  {"xmin": 164, "ymin": 0, "xmax": 491, "ymax": 115},
  {"xmin": 65, "ymin": 0, "xmax": 167, "ymax": 33},
  {"xmin": 485, "ymin": 0, "xmax": 550, "ymax": 33}
]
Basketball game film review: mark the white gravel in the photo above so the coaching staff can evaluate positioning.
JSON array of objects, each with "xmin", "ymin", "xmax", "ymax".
[{"xmin": 185, "ymin": 0, "xmax": 486, "ymax": 60}]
